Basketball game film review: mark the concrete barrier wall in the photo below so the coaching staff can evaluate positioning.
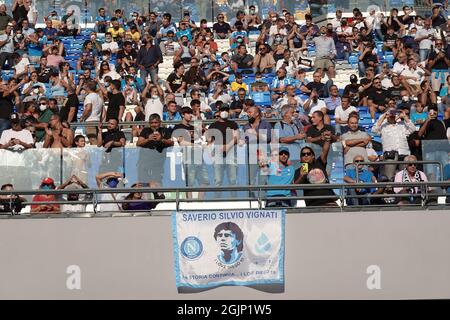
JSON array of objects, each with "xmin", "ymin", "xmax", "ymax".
[{"xmin": 1, "ymin": 210, "xmax": 450, "ymax": 299}]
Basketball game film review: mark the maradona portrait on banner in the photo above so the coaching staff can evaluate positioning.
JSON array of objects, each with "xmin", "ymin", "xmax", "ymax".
[{"xmin": 214, "ymin": 222, "xmax": 244, "ymax": 265}]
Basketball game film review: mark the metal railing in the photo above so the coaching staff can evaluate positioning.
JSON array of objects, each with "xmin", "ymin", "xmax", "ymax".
[
  {"xmin": 1, "ymin": 181, "xmax": 449, "ymax": 217},
  {"xmin": 343, "ymin": 161, "xmax": 444, "ymax": 182}
]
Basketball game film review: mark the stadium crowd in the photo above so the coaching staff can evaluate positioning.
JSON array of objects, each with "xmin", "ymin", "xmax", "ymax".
[{"xmin": 1, "ymin": 1, "xmax": 450, "ymax": 213}]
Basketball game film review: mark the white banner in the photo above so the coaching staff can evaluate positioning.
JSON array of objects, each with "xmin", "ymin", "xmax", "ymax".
[{"xmin": 172, "ymin": 210, "xmax": 285, "ymax": 290}]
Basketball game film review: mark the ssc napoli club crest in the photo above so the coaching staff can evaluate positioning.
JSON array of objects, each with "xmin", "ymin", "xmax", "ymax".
[{"xmin": 181, "ymin": 236, "xmax": 203, "ymax": 260}]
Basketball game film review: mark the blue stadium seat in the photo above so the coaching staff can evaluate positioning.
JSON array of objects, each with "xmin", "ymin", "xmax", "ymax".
[
  {"xmin": 251, "ymin": 92, "xmax": 271, "ymax": 106},
  {"xmin": 348, "ymin": 55, "xmax": 359, "ymax": 68}
]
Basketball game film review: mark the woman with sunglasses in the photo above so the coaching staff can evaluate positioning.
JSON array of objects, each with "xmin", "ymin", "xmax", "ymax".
[{"xmin": 293, "ymin": 137, "xmax": 331, "ymax": 185}]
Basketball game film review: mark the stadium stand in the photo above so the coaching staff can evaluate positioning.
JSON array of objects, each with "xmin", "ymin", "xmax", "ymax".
[{"xmin": 1, "ymin": 1, "xmax": 450, "ymax": 215}]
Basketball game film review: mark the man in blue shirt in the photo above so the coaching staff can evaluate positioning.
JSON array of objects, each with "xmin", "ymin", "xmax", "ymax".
[
  {"xmin": 163, "ymin": 100, "xmax": 182, "ymax": 128},
  {"xmin": 344, "ymin": 155, "xmax": 377, "ymax": 205},
  {"xmin": 176, "ymin": 21, "xmax": 192, "ymax": 42},
  {"xmin": 263, "ymin": 147, "xmax": 295, "ymax": 207},
  {"xmin": 43, "ymin": 19, "xmax": 57, "ymax": 40},
  {"xmin": 157, "ymin": 13, "xmax": 177, "ymax": 44},
  {"xmin": 95, "ymin": 7, "xmax": 110, "ymax": 33}
]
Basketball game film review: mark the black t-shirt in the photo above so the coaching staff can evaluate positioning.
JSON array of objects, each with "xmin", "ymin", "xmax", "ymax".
[
  {"xmin": 0, "ymin": 90, "xmax": 14, "ymax": 120},
  {"xmin": 306, "ymin": 124, "xmax": 335, "ymax": 147},
  {"xmin": 166, "ymin": 72, "xmax": 185, "ymax": 92},
  {"xmin": 106, "ymin": 92, "xmax": 125, "ymax": 121},
  {"xmin": 36, "ymin": 66, "xmax": 52, "ymax": 83},
  {"xmin": 444, "ymin": 118, "xmax": 450, "ymax": 129},
  {"xmin": 400, "ymin": 15, "xmax": 414, "ymax": 26},
  {"xmin": 172, "ymin": 123, "xmax": 195, "ymax": 143},
  {"xmin": 362, "ymin": 52, "xmax": 378, "ymax": 68},
  {"xmin": 213, "ymin": 22, "xmax": 231, "ymax": 34},
  {"xmin": 388, "ymin": 85, "xmax": 406, "ymax": 100},
  {"xmin": 428, "ymin": 49, "xmax": 450, "ymax": 70},
  {"xmin": 304, "ymin": 188, "xmax": 336, "ymax": 207},
  {"xmin": 230, "ymin": 99, "xmax": 244, "ymax": 112},
  {"xmin": 139, "ymin": 127, "xmax": 172, "ymax": 152},
  {"xmin": 102, "ymin": 129, "xmax": 125, "ymax": 147},
  {"xmin": 306, "ymin": 82, "xmax": 325, "ymax": 98},
  {"xmin": 432, "ymin": 14, "xmax": 447, "ymax": 28},
  {"xmin": 207, "ymin": 119, "xmax": 239, "ymax": 156},
  {"xmin": 367, "ymin": 88, "xmax": 388, "ymax": 106},
  {"xmin": 384, "ymin": 33, "xmax": 398, "ymax": 46},
  {"xmin": 231, "ymin": 53, "xmax": 254, "ymax": 69},
  {"xmin": 343, "ymin": 83, "xmax": 361, "ymax": 105},
  {"xmin": 421, "ymin": 119, "xmax": 447, "ymax": 140},
  {"xmin": 294, "ymin": 156, "xmax": 328, "ymax": 184},
  {"xmin": 59, "ymin": 93, "xmax": 79, "ymax": 123},
  {"xmin": 117, "ymin": 49, "xmax": 138, "ymax": 62}
]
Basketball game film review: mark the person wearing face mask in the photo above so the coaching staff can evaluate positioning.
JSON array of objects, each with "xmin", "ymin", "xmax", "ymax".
[
  {"xmin": 95, "ymin": 172, "xmax": 128, "ymax": 212},
  {"xmin": 205, "ymin": 104, "xmax": 239, "ymax": 198},
  {"xmin": 33, "ymin": 98, "xmax": 58, "ymax": 142},
  {"xmin": 230, "ymin": 21, "xmax": 248, "ymax": 51},
  {"xmin": 30, "ymin": 177, "xmax": 59, "ymax": 213},
  {"xmin": 102, "ymin": 32, "xmax": 119, "ymax": 54},
  {"xmin": 141, "ymin": 82, "xmax": 164, "ymax": 120},
  {"xmin": 397, "ymin": 91, "xmax": 415, "ymax": 111},
  {"xmin": 173, "ymin": 35, "xmax": 195, "ymax": 65},
  {"xmin": 246, "ymin": 5, "xmax": 261, "ymax": 31}
]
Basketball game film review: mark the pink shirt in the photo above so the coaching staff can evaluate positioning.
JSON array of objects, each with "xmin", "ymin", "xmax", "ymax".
[{"xmin": 47, "ymin": 54, "xmax": 65, "ymax": 67}]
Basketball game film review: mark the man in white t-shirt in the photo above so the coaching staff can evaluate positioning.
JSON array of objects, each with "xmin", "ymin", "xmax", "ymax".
[
  {"xmin": 400, "ymin": 58, "xmax": 428, "ymax": 92},
  {"xmin": 334, "ymin": 96, "xmax": 358, "ymax": 134},
  {"xmin": 0, "ymin": 113, "xmax": 34, "ymax": 151},
  {"xmin": 12, "ymin": 53, "xmax": 30, "ymax": 79},
  {"xmin": 414, "ymin": 18, "xmax": 437, "ymax": 61},
  {"xmin": 79, "ymin": 81, "xmax": 104, "ymax": 145},
  {"xmin": 95, "ymin": 172, "xmax": 127, "ymax": 213},
  {"xmin": 101, "ymin": 32, "xmax": 119, "ymax": 54},
  {"xmin": 0, "ymin": 24, "xmax": 15, "ymax": 69}
]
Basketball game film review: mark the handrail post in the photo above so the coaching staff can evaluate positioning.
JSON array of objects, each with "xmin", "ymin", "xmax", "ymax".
[
  {"xmin": 258, "ymin": 187, "xmax": 262, "ymax": 209},
  {"xmin": 176, "ymin": 189, "xmax": 180, "ymax": 212}
]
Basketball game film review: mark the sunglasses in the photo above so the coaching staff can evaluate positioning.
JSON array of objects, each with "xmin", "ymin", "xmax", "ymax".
[
  {"xmin": 301, "ymin": 152, "xmax": 312, "ymax": 156},
  {"xmin": 355, "ymin": 160, "xmax": 364, "ymax": 163},
  {"xmin": 280, "ymin": 151, "xmax": 289, "ymax": 156},
  {"xmin": 407, "ymin": 163, "xmax": 416, "ymax": 167}
]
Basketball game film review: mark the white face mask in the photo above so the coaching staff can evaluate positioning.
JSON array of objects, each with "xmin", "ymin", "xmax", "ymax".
[
  {"xmin": 39, "ymin": 104, "xmax": 47, "ymax": 111},
  {"xmin": 102, "ymin": 56, "xmax": 109, "ymax": 61},
  {"xmin": 402, "ymin": 96, "xmax": 410, "ymax": 102},
  {"xmin": 205, "ymin": 36, "xmax": 210, "ymax": 41},
  {"xmin": 220, "ymin": 111, "xmax": 229, "ymax": 119},
  {"xmin": 151, "ymin": 95, "xmax": 159, "ymax": 99},
  {"xmin": 105, "ymin": 38, "xmax": 112, "ymax": 43}
]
